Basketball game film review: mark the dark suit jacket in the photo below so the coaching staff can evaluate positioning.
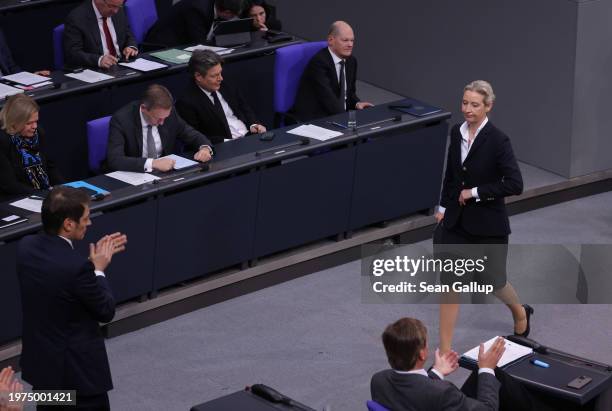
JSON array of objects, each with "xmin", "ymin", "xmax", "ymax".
[
  {"xmin": 291, "ymin": 47, "xmax": 360, "ymax": 122},
  {"xmin": 106, "ymin": 101, "xmax": 211, "ymax": 172},
  {"xmin": 371, "ymin": 369, "xmax": 500, "ymax": 411},
  {"xmin": 145, "ymin": 0, "xmax": 215, "ymax": 47},
  {"xmin": 0, "ymin": 128, "xmax": 64, "ymax": 202},
  {"xmin": 0, "ymin": 29, "xmax": 20, "ymax": 75},
  {"xmin": 176, "ymin": 81, "xmax": 259, "ymax": 144},
  {"xmin": 440, "ymin": 121, "xmax": 523, "ymax": 237},
  {"xmin": 64, "ymin": 1, "xmax": 137, "ymax": 69},
  {"xmin": 18, "ymin": 234, "xmax": 115, "ymax": 395}
]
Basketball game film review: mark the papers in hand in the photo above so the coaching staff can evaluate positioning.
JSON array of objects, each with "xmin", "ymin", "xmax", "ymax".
[
  {"xmin": 183, "ymin": 45, "xmax": 233, "ymax": 55},
  {"xmin": 0, "ymin": 83, "xmax": 24, "ymax": 98},
  {"xmin": 161, "ymin": 154, "xmax": 198, "ymax": 170},
  {"xmin": 119, "ymin": 58, "xmax": 168, "ymax": 72},
  {"xmin": 462, "ymin": 336, "xmax": 533, "ymax": 368},
  {"xmin": 65, "ymin": 70, "xmax": 114, "ymax": 83},
  {"xmin": 10, "ymin": 197, "xmax": 43, "ymax": 213},
  {"xmin": 287, "ymin": 124, "xmax": 343, "ymax": 141},
  {"xmin": 106, "ymin": 171, "xmax": 160, "ymax": 186},
  {"xmin": 2, "ymin": 71, "xmax": 51, "ymax": 86}
]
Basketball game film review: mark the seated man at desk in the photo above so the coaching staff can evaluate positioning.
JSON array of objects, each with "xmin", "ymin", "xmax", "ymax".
[
  {"xmin": 145, "ymin": 0, "xmax": 245, "ymax": 48},
  {"xmin": 64, "ymin": 0, "xmax": 138, "ymax": 69},
  {"xmin": 106, "ymin": 84, "xmax": 213, "ymax": 172},
  {"xmin": 371, "ymin": 317, "xmax": 612, "ymax": 411},
  {"xmin": 291, "ymin": 21, "xmax": 373, "ymax": 122},
  {"xmin": 0, "ymin": 29, "xmax": 50, "ymax": 76},
  {"xmin": 176, "ymin": 50, "xmax": 266, "ymax": 145}
]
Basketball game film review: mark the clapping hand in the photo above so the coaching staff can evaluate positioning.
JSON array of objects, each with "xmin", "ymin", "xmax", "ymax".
[
  {"xmin": 478, "ymin": 337, "xmax": 506, "ymax": 369},
  {"xmin": 0, "ymin": 366, "xmax": 24, "ymax": 411},
  {"xmin": 89, "ymin": 232, "xmax": 127, "ymax": 272},
  {"xmin": 433, "ymin": 348, "xmax": 460, "ymax": 376}
]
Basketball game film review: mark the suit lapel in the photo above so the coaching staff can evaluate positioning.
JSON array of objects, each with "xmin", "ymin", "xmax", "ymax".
[
  {"xmin": 325, "ymin": 50, "xmax": 341, "ymax": 94},
  {"xmin": 133, "ymin": 103, "xmax": 144, "ymax": 156},
  {"xmin": 463, "ymin": 122, "xmax": 491, "ymax": 164},
  {"xmin": 86, "ymin": 3, "xmax": 103, "ymax": 53}
]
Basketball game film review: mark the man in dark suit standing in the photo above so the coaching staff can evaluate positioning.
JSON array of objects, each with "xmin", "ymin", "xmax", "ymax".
[
  {"xmin": 145, "ymin": 0, "xmax": 244, "ymax": 48},
  {"xmin": 107, "ymin": 84, "xmax": 213, "ymax": 172},
  {"xmin": 291, "ymin": 21, "xmax": 373, "ymax": 122},
  {"xmin": 64, "ymin": 0, "xmax": 138, "ymax": 69},
  {"xmin": 176, "ymin": 50, "xmax": 266, "ymax": 145},
  {"xmin": 18, "ymin": 186, "xmax": 127, "ymax": 410},
  {"xmin": 371, "ymin": 317, "xmax": 505, "ymax": 411}
]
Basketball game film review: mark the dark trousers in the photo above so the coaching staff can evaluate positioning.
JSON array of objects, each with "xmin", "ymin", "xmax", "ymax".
[{"xmin": 461, "ymin": 369, "xmax": 610, "ymax": 411}]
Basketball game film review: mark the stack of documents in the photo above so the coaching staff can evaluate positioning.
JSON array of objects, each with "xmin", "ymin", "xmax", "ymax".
[
  {"xmin": 184, "ymin": 45, "xmax": 234, "ymax": 55},
  {"xmin": 119, "ymin": 58, "xmax": 168, "ymax": 72},
  {"xmin": 150, "ymin": 49, "xmax": 192, "ymax": 64},
  {"xmin": 161, "ymin": 154, "xmax": 199, "ymax": 170},
  {"xmin": 10, "ymin": 197, "xmax": 43, "ymax": 213},
  {"xmin": 0, "ymin": 83, "xmax": 24, "ymax": 98},
  {"xmin": 106, "ymin": 171, "xmax": 160, "ymax": 186},
  {"xmin": 462, "ymin": 336, "xmax": 533, "ymax": 367},
  {"xmin": 66, "ymin": 70, "xmax": 114, "ymax": 84},
  {"xmin": 287, "ymin": 124, "xmax": 343, "ymax": 141},
  {"xmin": 2, "ymin": 71, "xmax": 52, "ymax": 87}
]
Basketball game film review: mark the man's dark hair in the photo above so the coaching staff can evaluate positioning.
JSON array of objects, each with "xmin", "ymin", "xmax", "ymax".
[
  {"xmin": 141, "ymin": 84, "xmax": 174, "ymax": 110},
  {"xmin": 188, "ymin": 50, "xmax": 224, "ymax": 76},
  {"xmin": 215, "ymin": 0, "xmax": 244, "ymax": 15},
  {"xmin": 381, "ymin": 317, "xmax": 428, "ymax": 371},
  {"xmin": 41, "ymin": 186, "xmax": 91, "ymax": 235}
]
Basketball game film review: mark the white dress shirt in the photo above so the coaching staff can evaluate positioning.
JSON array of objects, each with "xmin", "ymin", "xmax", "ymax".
[
  {"xmin": 59, "ymin": 235, "xmax": 105, "ymax": 277},
  {"xmin": 328, "ymin": 47, "xmax": 347, "ymax": 110},
  {"xmin": 437, "ymin": 117, "xmax": 488, "ymax": 214},
  {"xmin": 200, "ymin": 87, "xmax": 249, "ymax": 139},
  {"xmin": 139, "ymin": 109, "xmax": 163, "ymax": 172},
  {"xmin": 92, "ymin": 0, "xmax": 119, "ymax": 66}
]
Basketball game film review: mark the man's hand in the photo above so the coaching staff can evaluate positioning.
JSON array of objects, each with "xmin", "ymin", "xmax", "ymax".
[
  {"xmin": 194, "ymin": 148, "xmax": 212, "ymax": 163},
  {"xmin": 433, "ymin": 348, "xmax": 459, "ymax": 376},
  {"xmin": 0, "ymin": 366, "xmax": 24, "ymax": 411},
  {"xmin": 89, "ymin": 236, "xmax": 114, "ymax": 272},
  {"xmin": 250, "ymin": 124, "xmax": 267, "ymax": 134},
  {"xmin": 99, "ymin": 54, "xmax": 118, "ymax": 69},
  {"xmin": 152, "ymin": 157, "xmax": 175, "ymax": 172},
  {"xmin": 34, "ymin": 70, "xmax": 51, "ymax": 77},
  {"xmin": 122, "ymin": 47, "xmax": 138, "ymax": 60},
  {"xmin": 434, "ymin": 211, "xmax": 444, "ymax": 223},
  {"xmin": 458, "ymin": 189, "xmax": 473, "ymax": 206},
  {"xmin": 478, "ymin": 337, "xmax": 506, "ymax": 369},
  {"xmin": 356, "ymin": 101, "xmax": 374, "ymax": 110},
  {"xmin": 99, "ymin": 232, "xmax": 127, "ymax": 256}
]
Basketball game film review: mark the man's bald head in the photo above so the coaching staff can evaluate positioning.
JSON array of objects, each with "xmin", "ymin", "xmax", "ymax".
[{"xmin": 328, "ymin": 21, "xmax": 355, "ymax": 59}]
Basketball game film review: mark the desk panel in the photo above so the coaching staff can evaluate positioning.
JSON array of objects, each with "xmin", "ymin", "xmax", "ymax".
[
  {"xmin": 154, "ymin": 172, "xmax": 259, "ymax": 290},
  {"xmin": 254, "ymin": 147, "xmax": 355, "ymax": 257},
  {"xmin": 0, "ymin": 240, "xmax": 21, "ymax": 344},
  {"xmin": 349, "ymin": 121, "xmax": 448, "ymax": 229}
]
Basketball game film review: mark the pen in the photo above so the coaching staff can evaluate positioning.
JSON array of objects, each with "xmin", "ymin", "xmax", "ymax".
[
  {"xmin": 530, "ymin": 359, "xmax": 550, "ymax": 368},
  {"xmin": 326, "ymin": 121, "xmax": 348, "ymax": 129},
  {"xmin": 28, "ymin": 195, "xmax": 45, "ymax": 200}
]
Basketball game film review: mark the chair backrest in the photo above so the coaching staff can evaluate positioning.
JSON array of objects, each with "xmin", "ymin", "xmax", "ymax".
[
  {"xmin": 125, "ymin": 0, "xmax": 158, "ymax": 44},
  {"xmin": 53, "ymin": 24, "xmax": 64, "ymax": 70},
  {"xmin": 366, "ymin": 400, "xmax": 390, "ymax": 411},
  {"xmin": 273, "ymin": 41, "xmax": 327, "ymax": 115},
  {"xmin": 87, "ymin": 116, "xmax": 111, "ymax": 174}
]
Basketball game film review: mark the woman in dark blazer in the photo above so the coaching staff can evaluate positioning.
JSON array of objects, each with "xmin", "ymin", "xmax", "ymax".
[
  {"xmin": 0, "ymin": 94, "xmax": 63, "ymax": 201},
  {"xmin": 434, "ymin": 80, "xmax": 532, "ymax": 354},
  {"xmin": 242, "ymin": 0, "xmax": 282, "ymax": 32}
]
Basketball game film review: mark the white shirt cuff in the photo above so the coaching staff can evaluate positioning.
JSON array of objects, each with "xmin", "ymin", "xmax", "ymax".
[
  {"xmin": 144, "ymin": 158, "xmax": 153, "ymax": 172},
  {"xmin": 431, "ymin": 368, "xmax": 445, "ymax": 380},
  {"xmin": 478, "ymin": 368, "xmax": 495, "ymax": 376},
  {"xmin": 471, "ymin": 187, "xmax": 479, "ymax": 199},
  {"xmin": 97, "ymin": 55, "xmax": 104, "ymax": 68},
  {"xmin": 437, "ymin": 205, "xmax": 446, "ymax": 214},
  {"xmin": 95, "ymin": 270, "xmax": 106, "ymax": 277}
]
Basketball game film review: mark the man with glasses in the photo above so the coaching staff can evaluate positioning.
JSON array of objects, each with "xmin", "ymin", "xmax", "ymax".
[
  {"xmin": 106, "ymin": 84, "xmax": 213, "ymax": 172},
  {"xmin": 64, "ymin": 0, "xmax": 138, "ymax": 69}
]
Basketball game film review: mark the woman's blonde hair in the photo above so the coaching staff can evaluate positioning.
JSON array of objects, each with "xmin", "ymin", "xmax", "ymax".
[
  {"xmin": 0, "ymin": 94, "xmax": 39, "ymax": 135},
  {"xmin": 464, "ymin": 80, "xmax": 495, "ymax": 106}
]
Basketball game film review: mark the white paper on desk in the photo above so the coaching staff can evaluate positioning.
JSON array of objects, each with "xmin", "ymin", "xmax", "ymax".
[
  {"xmin": 65, "ymin": 70, "xmax": 114, "ymax": 83},
  {"xmin": 0, "ymin": 83, "xmax": 24, "ymax": 98},
  {"xmin": 287, "ymin": 124, "xmax": 343, "ymax": 141},
  {"xmin": 184, "ymin": 44, "xmax": 229, "ymax": 53},
  {"xmin": 10, "ymin": 198, "xmax": 43, "ymax": 213},
  {"xmin": 462, "ymin": 336, "xmax": 533, "ymax": 368},
  {"xmin": 2, "ymin": 71, "xmax": 50, "ymax": 86},
  {"xmin": 106, "ymin": 171, "xmax": 160, "ymax": 186},
  {"xmin": 119, "ymin": 58, "xmax": 167, "ymax": 72},
  {"xmin": 161, "ymin": 154, "xmax": 199, "ymax": 170}
]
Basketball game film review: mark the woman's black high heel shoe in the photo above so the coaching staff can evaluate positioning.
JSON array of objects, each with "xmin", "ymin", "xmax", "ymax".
[{"xmin": 514, "ymin": 304, "xmax": 534, "ymax": 337}]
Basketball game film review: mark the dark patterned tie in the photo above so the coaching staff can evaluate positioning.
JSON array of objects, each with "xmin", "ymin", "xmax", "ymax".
[
  {"xmin": 210, "ymin": 91, "xmax": 232, "ymax": 138},
  {"xmin": 146, "ymin": 125, "xmax": 157, "ymax": 158},
  {"xmin": 338, "ymin": 60, "xmax": 346, "ymax": 110}
]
